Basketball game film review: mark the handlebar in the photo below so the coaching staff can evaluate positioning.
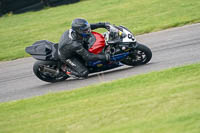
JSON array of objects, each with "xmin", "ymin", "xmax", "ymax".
[{"xmin": 108, "ymin": 25, "xmax": 127, "ymax": 38}]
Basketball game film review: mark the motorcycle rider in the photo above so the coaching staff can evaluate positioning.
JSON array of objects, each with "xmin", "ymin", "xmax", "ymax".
[{"xmin": 58, "ymin": 18, "xmax": 111, "ymax": 78}]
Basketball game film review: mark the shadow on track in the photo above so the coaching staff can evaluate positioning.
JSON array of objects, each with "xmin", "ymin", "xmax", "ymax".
[
  {"xmin": 30, "ymin": 66, "xmax": 135, "ymax": 90},
  {"xmin": 30, "ymin": 62, "xmax": 155, "ymax": 91}
]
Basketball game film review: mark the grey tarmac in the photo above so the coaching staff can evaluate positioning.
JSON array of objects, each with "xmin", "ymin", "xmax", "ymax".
[{"xmin": 0, "ymin": 23, "xmax": 200, "ymax": 102}]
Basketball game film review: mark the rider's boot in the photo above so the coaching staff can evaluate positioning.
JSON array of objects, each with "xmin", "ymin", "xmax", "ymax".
[{"xmin": 65, "ymin": 67, "xmax": 88, "ymax": 79}]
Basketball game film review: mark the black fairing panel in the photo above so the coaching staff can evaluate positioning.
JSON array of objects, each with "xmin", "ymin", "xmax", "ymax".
[{"xmin": 25, "ymin": 40, "xmax": 59, "ymax": 61}]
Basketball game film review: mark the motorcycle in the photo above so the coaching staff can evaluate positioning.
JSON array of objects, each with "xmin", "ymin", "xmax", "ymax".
[{"xmin": 25, "ymin": 24, "xmax": 152, "ymax": 82}]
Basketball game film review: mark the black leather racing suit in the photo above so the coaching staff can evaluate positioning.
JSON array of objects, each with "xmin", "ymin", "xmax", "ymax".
[{"xmin": 58, "ymin": 23, "xmax": 108, "ymax": 77}]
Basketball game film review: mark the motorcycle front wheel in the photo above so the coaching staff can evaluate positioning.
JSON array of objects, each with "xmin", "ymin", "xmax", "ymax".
[
  {"xmin": 33, "ymin": 60, "xmax": 68, "ymax": 83},
  {"xmin": 121, "ymin": 43, "xmax": 152, "ymax": 66}
]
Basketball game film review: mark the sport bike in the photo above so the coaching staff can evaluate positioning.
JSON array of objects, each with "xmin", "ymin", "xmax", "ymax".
[{"xmin": 25, "ymin": 24, "xmax": 152, "ymax": 82}]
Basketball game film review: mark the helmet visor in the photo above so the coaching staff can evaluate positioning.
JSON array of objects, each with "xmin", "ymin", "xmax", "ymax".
[
  {"xmin": 82, "ymin": 27, "xmax": 91, "ymax": 34},
  {"xmin": 80, "ymin": 22, "xmax": 91, "ymax": 32},
  {"xmin": 80, "ymin": 23, "xmax": 91, "ymax": 37}
]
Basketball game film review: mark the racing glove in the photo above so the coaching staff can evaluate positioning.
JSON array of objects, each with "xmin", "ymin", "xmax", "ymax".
[{"xmin": 105, "ymin": 22, "xmax": 111, "ymax": 31}]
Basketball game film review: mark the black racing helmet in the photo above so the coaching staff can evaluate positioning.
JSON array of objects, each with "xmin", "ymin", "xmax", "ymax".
[{"xmin": 71, "ymin": 18, "xmax": 91, "ymax": 38}]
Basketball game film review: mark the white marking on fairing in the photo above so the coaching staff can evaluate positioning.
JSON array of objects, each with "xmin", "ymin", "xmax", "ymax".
[{"xmin": 122, "ymin": 29, "xmax": 136, "ymax": 43}]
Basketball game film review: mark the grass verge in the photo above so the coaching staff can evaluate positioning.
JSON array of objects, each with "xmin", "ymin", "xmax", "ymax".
[
  {"xmin": 0, "ymin": 0, "xmax": 200, "ymax": 61},
  {"xmin": 0, "ymin": 63, "xmax": 200, "ymax": 133}
]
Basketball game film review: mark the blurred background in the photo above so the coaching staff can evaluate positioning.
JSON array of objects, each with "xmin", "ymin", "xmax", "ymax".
[
  {"xmin": 0, "ymin": 0, "xmax": 199, "ymax": 61},
  {"xmin": 0, "ymin": 0, "xmax": 80, "ymax": 16}
]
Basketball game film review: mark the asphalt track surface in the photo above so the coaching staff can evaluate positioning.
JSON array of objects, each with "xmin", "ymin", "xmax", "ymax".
[{"xmin": 0, "ymin": 23, "xmax": 200, "ymax": 103}]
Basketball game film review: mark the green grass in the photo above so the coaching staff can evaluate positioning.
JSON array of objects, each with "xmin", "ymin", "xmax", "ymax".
[
  {"xmin": 0, "ymin": 0, "xmax": 200, "ymax": 61},
  {"xmin": 0, "ymin": 63, "xmax": 200, "ymax": 133}
]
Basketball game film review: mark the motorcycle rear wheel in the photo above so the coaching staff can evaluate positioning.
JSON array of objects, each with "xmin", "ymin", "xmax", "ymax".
[
  {"xmin": 121, "ymin": 43, "xmax": 152, "ymax": 66},
  {"xmin": 33, "ymin": 60, "xmax": 68, "ymax": 83}
]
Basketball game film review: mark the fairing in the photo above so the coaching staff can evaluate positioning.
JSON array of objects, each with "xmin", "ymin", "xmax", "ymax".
[{"xmin": 88, "ymin": 31, "xmax": 106, "ymax": 54}]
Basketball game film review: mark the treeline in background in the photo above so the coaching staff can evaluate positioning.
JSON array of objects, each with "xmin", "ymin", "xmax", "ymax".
[{"xmin": 0, "ymin": 0, "xmax": 80, "ymax": 16}]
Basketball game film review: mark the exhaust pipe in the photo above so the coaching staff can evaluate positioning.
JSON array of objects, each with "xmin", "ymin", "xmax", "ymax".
[{"xmin": 40, "ymin": 66, "xmax": 59, "ymax": 75}]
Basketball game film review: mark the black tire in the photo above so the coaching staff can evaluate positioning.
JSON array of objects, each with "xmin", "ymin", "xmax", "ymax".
[
  {"xmin": 121, "ymin": 43, "xmax": 152, "ymax": 66},
  {"xmin": 33, "ymin": 60, "xmax": 68, "ymax": 83}
]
